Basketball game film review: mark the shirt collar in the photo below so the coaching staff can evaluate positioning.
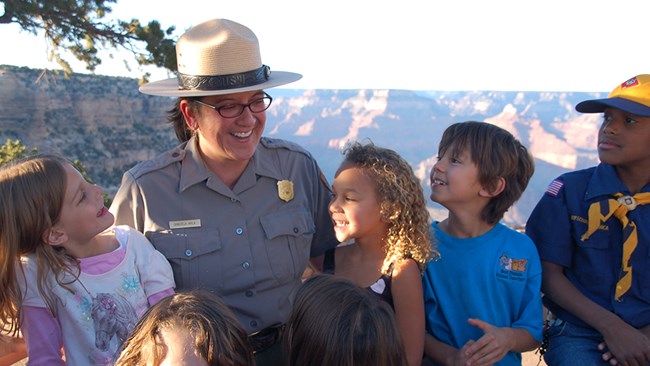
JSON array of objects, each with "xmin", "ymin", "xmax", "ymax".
[
  {"xmin": 585, "ymin": 163, "xmax": 636, "ymax": 201},
  {"xmin": 179, "ymin": 136, "xmax": 211, "ymax": 192},
  {"xmin": 178, "ymin": 136, "xmax": 284, "ymax": 193},
  {"xmin": 250, "ymin": 141, "xmax": 284, "ymax": 181}
]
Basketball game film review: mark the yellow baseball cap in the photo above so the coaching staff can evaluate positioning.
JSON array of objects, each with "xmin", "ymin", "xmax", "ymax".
[{"xmin": 576, "ymin": 75, "xmax": 650, "ymax": 117}]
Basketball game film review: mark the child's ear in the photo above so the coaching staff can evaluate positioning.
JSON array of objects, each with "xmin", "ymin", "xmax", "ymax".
[
  {"xmin": 42, "ymin": 227, "xmax": 68, "ymax": 247},
  {"xmin": 479, "ymin": 177, "xmax": 506, "ymax": 198}
]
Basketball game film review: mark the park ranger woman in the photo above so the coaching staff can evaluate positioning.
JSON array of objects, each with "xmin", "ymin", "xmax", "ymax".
[{"xmin": 110, "ymin": 18, "xmax": 337, "ymax": 366}]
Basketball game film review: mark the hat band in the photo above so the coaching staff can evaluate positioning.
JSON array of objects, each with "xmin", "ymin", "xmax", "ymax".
[{"xmin": 177, "ymin": 65, "xmax": 271, "ymax": 91}]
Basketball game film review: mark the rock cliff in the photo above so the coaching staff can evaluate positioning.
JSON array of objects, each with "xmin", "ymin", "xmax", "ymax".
[
  {"xmin": 0, "ymin": 65, "xmax": 606, "ymax": 225},
  {"xmin": 0, "ymin": 65, "xmax": 177, "ymax": 193}
]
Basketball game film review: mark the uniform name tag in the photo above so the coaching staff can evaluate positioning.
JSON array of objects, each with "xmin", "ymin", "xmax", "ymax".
[{"xmin": 169, "ymin": 219, "xmax": 201, "ymax": 229}]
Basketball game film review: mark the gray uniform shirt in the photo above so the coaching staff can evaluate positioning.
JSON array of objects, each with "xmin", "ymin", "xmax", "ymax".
[{"xmin": 110, "ymin": 136, "xmax": 337, "ymax": 333}]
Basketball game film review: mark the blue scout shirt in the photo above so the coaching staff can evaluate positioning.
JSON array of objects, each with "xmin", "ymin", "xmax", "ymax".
[{"xmin": 526, "ymin": 163, "xmax": 650, "ymax": 329}]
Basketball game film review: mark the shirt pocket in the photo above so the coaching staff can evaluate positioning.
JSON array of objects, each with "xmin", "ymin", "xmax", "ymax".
[
  {"xmin": 571, "ymin": 219, "xmax": 611, "ymax": 290},
  {"xmin": 147, "ymin": 228, "xmax": 222, "ymax": 291},
  {"xmin": 260, "ymin": 209, "xmax": 315, "ymax": 283},
  {"xmin": 572, "ymin": 217, "xmax": 611, "ymax": 250}
]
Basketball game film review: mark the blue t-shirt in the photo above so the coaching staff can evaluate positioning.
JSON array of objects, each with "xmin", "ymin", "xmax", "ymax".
[
  {"xmin": 526, "ymin": 163, "xmax": 650, "ymax": 329},
  {"xmin": 423, "ymin": 222, "xmax": 543, "ymax": 366}
]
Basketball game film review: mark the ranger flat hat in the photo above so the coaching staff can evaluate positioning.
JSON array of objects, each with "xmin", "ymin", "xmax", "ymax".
[{"xmin": 139, "ymin": 18, "xmax": 302, "ymax": 97}]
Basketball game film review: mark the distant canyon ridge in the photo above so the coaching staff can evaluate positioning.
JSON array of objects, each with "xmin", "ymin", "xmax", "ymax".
[{"xmin": 0, "ymin": 65, "xmax": 607, "ymax": 226}]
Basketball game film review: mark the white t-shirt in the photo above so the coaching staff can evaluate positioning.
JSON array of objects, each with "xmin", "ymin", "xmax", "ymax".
[{"xmin": 21, "ymin": 225, "xmax": 175, "ymax": 366}]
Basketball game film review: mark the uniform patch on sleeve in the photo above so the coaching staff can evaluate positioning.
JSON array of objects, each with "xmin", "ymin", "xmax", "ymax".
[
  {"xmin": 545, "ymin": 179, "xmax": 563, "ymax": 197},
  {"xmin": 319, "ymin": 169, "xmax": 332, "ymax": 191}
]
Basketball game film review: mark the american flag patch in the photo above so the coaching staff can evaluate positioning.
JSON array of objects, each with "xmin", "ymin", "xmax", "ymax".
[{"xmin": 545, "ymin": 179, "xmax": 563, "ymax": 197}]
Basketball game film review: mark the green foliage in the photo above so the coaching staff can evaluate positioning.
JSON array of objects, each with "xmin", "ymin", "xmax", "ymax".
[
  {"xmin": 0, "ymin": 0, "xmax": 177, "ymax": 80},
  {"xmin": 0, "ymin": 138, "xmax": 37, "ymax": 165},
  {"xmin": 0, "ymin": 139, "xmax": 112, "ymax": 207}
]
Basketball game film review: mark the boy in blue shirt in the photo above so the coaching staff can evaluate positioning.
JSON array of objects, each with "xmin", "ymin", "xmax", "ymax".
[
  {"xmin": 423, "ymin": 121, "xmax": 543, "ymax": 365},
  {"xmin": 526, "ymin": 74, "xmax": 650, "ymax": 366}
]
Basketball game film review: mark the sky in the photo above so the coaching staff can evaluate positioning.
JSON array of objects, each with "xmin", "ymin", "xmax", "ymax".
[{"xmin": 1, "ymin": 0, "xmax": 649, "ymax": 92}]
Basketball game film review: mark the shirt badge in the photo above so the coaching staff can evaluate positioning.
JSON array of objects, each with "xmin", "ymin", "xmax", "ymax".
[
  {"xmin": 169, "ymin": 219, "xmax": 201, "ymax": 229},
  {"xmin": 277, "ymin": 180, "xmax": 294, "ymax": 202}
]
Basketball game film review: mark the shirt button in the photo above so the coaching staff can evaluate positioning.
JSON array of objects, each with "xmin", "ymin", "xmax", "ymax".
[
  {"xmin": 293, "ymin": 227, "xmax": 299, "ymax": 233},
  {"xmin": 184, "ymin": 249, "xmax": 192, "ymax": 257},
  {"xmin": 236, "ymin": 227, "xmax": 244, "ymax": 235},
  {"xmin": 245, "ymin": 290, "xmax": 254, "ymax": 297},
  {"xmin": 231, "ymin": 197, "xmax": 238, "ymax": 203},
  {"xmin": 242, "ymin": 261, "xmax": 250, "ymax": 269},
  {"xmin": 250, "ymin": 320, "xmax": 258, "ymax": 328}
]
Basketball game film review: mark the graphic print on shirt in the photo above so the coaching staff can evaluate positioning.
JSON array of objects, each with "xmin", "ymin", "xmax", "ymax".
[
  {"xmin": 121, "ymin": 272, "xmax": 142, "ymax": 294},
  {"xmin": 73, "ymin": 273, "xmax": 144, "ymax": 365},
  {"xmin": 497, "ymin": 253, "xmax": 527, "ymax": 282},
  {"xmin": 91, "ymin": 293, "xmax": 137, "ymax": 351}
]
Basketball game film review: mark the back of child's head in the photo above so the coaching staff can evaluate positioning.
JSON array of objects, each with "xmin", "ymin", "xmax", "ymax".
[
  {"xmin": 340, "ymin": 141, "xmax": 434, "ymax": 272},
  {"xmin": 115, "ymin": 290, "xmax": 254, "ymax": 366},
  {"xmin": 0, "ymin": 154, "xmax": 69, "ymax": 255},
  {"xmin": 575, "ymin": 74, "xmax": 650, "ymax": 117},
  {"xmin": 438, "ymin": 121, "xmax": 534, "ymax": 225},
  {"xmin": 0, "ymin": 154, "xmax": 73, "ymax": 335},
  {"xmin": 285, "ymin": 274, "xmax": 408, "ymax": 366}
]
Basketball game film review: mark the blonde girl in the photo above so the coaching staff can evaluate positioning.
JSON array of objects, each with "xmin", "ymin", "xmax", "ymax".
[
  {"xmin": 0, "ymin": 154, "xmax": 174, "ymax": 365},
  {"xmin": 325, "ymin": 141, "xmax": 437, "ymax": 366}
]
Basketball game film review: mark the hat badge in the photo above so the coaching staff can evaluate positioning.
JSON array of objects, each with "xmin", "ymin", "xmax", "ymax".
[{"xmin": 622, "ymin": 77, "xmax": 639, "ymax": 89}]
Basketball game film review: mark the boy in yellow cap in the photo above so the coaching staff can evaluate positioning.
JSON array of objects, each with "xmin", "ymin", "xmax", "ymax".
[{"xmin": 526, "ymin": 75, "xmax": 650, "ymax": 365}]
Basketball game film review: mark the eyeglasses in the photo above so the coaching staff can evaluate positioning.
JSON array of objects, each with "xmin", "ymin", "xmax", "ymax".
[{"xmin": 194, "ymin": 93, "xmax": 273, "ymax": 118}]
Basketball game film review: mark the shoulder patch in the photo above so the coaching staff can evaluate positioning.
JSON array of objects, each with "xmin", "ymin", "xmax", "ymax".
[
  {"xmin": 127, "ymin": 145, "xmax": 186, "ymax": 179},
  {"xmin": 545, "ymin": 179, "xmax": 564, "ymax": 197},
  {"xmin": 319, "ymin": 169, "xmax": 332, "ymax": 192}
]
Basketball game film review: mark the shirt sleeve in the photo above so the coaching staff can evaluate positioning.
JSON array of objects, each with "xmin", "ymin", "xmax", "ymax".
[
  {"xmin": 421, "ymin": 266, "xmax": 438, "ymax": 336},
  {"xmin": 147, "ymin": 288, "xmax": 175, "ymax": 306},
  {"xmin": 511, "ymin": 247, "xmax": 544, "ymax": 341},
  {"xmin": 20, "ymin": 256, "xmax": 46, "ymax": 308},
  {"xmin": 308, "ymin": 165, "xmax": 338, "ymax": 257},
  {"xmin": 525, "ymin": 178, "xmax": 574, "ymax": 267},
  {"xmin": 21, "ymin": 306, "xmax": 64, "ymax": 366},
  {"xmin": 110, "ymin": 172, "xmax": 144, "ymax": 231},
  {"xmin": 129, "ymin": 228, "xmax": 176, "ymax": 297}
]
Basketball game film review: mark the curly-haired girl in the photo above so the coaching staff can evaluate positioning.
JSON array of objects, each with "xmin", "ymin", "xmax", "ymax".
[{"xmin": 324, "ymin": 141, "xmax": 436, "ymax": 366}]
